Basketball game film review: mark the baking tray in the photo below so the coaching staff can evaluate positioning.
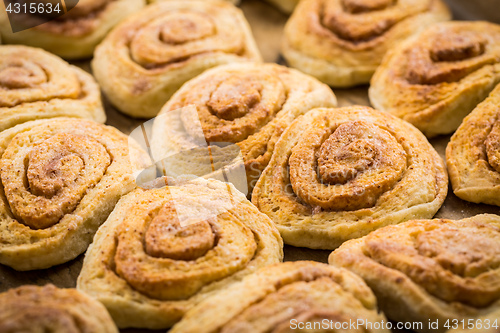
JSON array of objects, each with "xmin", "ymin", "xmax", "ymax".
[{"xmin": 1, "ymin": 1, "xmax": 499, "ymax": 332}]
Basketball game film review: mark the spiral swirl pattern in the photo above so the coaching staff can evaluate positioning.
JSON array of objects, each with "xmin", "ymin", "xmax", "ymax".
[
  {"xmin": 151, "ymin": 63, "xmax": 336, "ymax": 192},
  {"xmin": 0, "ymin": 0, "xmax": 145, "ymax": 59},
  {"xmin": 170, "ymin": 261, "xmax": 389, "ymax": 333},
  {"xmin": 446, "ymin": 83, "xmax": 500, "ymax": 207},
  {"xmin": 0, "ymin": 118, "xmax": 147, "ymax": 271},
  {"xmin": 0, "ymin": 284, "xmax": 118, "ymax": 333},
  {"xmin": 330, "ymin": 214, "xmax": 500, "ymax": 331},
  {"xmin": 77, "ymin": 178, "xmax": 283, "ymax": 329},
  {"xmin": 92, "ymin": 1, "xmax": 262, "ymax": 118},
  {"xmin": 281, "ymin": 0, "xmax": 450, "ymax": 87},
  {"xmin": 0, "ymin": 45, "xmax": 105, "ymax": 131},
  {"xmin": 252, "ymin": 106, "xmax": 448, "ymax": 250},
  {"xmin": 370, "ymin": 21, "xmax": 500, "ymax": 137}
]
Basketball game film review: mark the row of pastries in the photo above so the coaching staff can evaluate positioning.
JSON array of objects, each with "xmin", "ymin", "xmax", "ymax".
[{"xmin": 0, "ymin": 0, "xmax": 500, "ymax": 332}]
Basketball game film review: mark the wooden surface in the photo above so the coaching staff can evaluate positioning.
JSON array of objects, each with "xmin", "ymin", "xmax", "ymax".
[{"xmin": 1, "ymin": 1, "xmax": 499, "ymax": 332}]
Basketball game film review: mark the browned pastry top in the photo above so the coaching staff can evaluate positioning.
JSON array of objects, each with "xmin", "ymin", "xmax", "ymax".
[{"xmin": 0, "ymin": 284, "xmax": 117, "ymax": 333}]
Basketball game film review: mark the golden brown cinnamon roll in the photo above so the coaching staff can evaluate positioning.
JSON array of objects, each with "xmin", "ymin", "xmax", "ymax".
[
  {"xmin": 0, "ymin": 0, "xmax": 145, "ymax": 59},
  {"xmin": 329, "ymin": 214, "xmax": 500, "ymax": 333},
  {"xmin": 92, "ymin": 0, "xmax": 262, "ymax": 118},
  {"xmin": 446, "ymin": 83, "xmax": 500, "ymax": 207},
  {"xmin": 281, "ymin": 0, "xmax": 450, "ymax": 87},
  {"xmin": 0, "ymin": 118, "xmax": 148, "ymax": 271},
  {"xmin": 170, "ymin": 261, "xmax": 390, "ymax": 333},
  {"xmin": 0, "ymin": 45, "xmax": 105, "ymax": 132},
  {"xmin": 252, "ymin": 106, "xmax": 448, "ymax": 250},
  {"xmin": 370, "ymin": 21, "xmax": 500, "ymax": 137},
  {"xmin": 0, "ymin": 284, "xmax": 118, "ymax": 333},
  {"xmin": 150, "ymin": 62, "xmax": 337, "ymax": 193},
  {"xmin": 77, "ymin": 177, "xmax": 283, "ymax": 329}
]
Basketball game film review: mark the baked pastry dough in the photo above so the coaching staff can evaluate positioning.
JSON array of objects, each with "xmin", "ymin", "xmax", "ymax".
[
  {"xmin": 281, "ymin": 0, "xmax": 450, "ymax": 87},
  {"xmin": 252, "ymin": 106, "xmax": 448, "ymax": 250},
  {"xmin": 92, "ymin": 0, "xmax": 262, "ymax": 118},
  {"xmin": 77, "ymin": 177, "xmax": 283, "ymax": 329},
  {"xmin": 170, "ymin": 261, "xmax": 390, "ymax": 333},
  {"xmin": 0, "ymin": 0, "xmax": 145, "ymax": 59},
  {"xmin": 0, "ymin": 118, "xmax": 148, "ymax": 271},
  {"xmin": 370, "ymin": 21, "xmax": 500, "ymax": 137},
  {"xmin": 446, "ymin": 83, "xmax": 500, "ymax": 206},
  {"xmin": 152, "ymin": 0, "xmax": 240, "ymax": 4},
  {"xmin": 0, "ymin": 45, "xmax": 105, "ymax": 132},
  {"xmin": 150, "ymin": 62, "xmax": 337, "ymax": 193},
  {"xmin": 329, "ymin": 214, "xmax": 500, "ymax": 333},
  {"xmin": 0, "ymin": 284, "xmax": 118, "ymax": 333}
]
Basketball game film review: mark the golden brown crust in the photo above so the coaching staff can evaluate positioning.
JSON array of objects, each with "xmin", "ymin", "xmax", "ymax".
[
  {"xmin": 446, "ymin": 83, "xmax": 500, "ymax": 206},
  {"xmin": 281, "ymin": 0, "xmax": 450, "ymax": 87},
  {"xmin": 0, "ymin": 284, "xmax": 118, "ymax": 333},
  {"xmin": 329, "ymin": 214, "xmax": 500, "ymax": 333},
  {"xmin": 170, "ymin": 261, "xmax": 389, "ymax": 333},
  {"xmin": 77, "ymin": 177, "xmax": 283, "ymax": 329},
  {"xmin": 0, "ymin": 118, "xmax": 148, "ymax": 271},
  {"xmin": 0, "ymin": 45, "xmax": 105, "ymax": 131},
  {"xmin": 370, "ymin": 21, "xmax": 500, "ymax": 137},
  {"xmin": 252, "ymin": 106, "xmax": 448, "ymax": 250},
  {"xmin": 92, "ymin": 0, "xmax": 262, "ymax": 118},
  {"xmin": 0, "ymin": 0, "xmax": 145, "ymax": 59},
  {"xmin": 150, "ymin": 62, "xmax": 337, "ymax": 193}
]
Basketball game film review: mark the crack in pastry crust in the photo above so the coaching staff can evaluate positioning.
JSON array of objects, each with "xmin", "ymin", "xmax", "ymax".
[
  {"xmin": 0, "ymin": 45, "xmax": 105, "ymax": 131},
  {"xmin": 77, "ymin": 178, "xmax": 283, "ymax": 329},
  {"xmin": 281, "ymin": 0, "xmax": 450, "ymax": 87},
  {"xmin": 170, "ymin": 261, "xmax": 390, "ymax": 333},
  {"xmin": 91, "ymin": 0, "xmax": 262, "ymax": 118},
  {"xmin": 370, "ymin": 21, "xmax": 500, "ymax": 137},
  {"xmin": 330, "ymin": 214, "xmax": 500, "ymax": 333},
  {"xmin": 252, "ymin": 106, "xmax": 447, "ymax": 250},
  {"xmin": 446, "ymin": 83, "xmax": 500, "ymax": 206},
  {"xmin": 0, "ymin": 118, "xmax": 147, "ymax": 271}
]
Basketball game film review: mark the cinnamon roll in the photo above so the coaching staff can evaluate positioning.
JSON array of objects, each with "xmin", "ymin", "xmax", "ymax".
[
  {"xmin": 281, "ymin": 0, "xmax": 450, "ymax": 87},
  {"xmin": 0, "ymin": 118, "xmax": 149, "ymax": 271},
  {"xmin": 0, "ymin": 45, "xmax": 105, "ymax": 132},
  {"xmin": 150, "ymin": 62, "xmax": 337, "ymax": 193},
  {"xmin": 170, "ymin": 261, "xmax": 389, "ymax": 333},
  {"xmin": 446, "ymin": 83, "xmax": 500, "ymax": 207},
  {"xmin": 329, "ymin": 214, "xmax": 500, "ymax": 333},
  {"xmin": 0, "ymin": 0, "xmax": 145, "ymax": 59},
  {"xmin": 370, "ymin": 21, "xmax": 500, "ymax": 137},
  {"xmin": 92, "ymin": 0, "xmax": 262, "ymax": 118},
  {"xmin": 77, "ymin": 177, "xmax": 283, "ymax": 329},
  {"xmin": 0, "ymin": 284, "xmax": 118, "ymax": 333},
  {"xmin": 252, "ymin": 106, "xmax": 448, "ymax": 250}
]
